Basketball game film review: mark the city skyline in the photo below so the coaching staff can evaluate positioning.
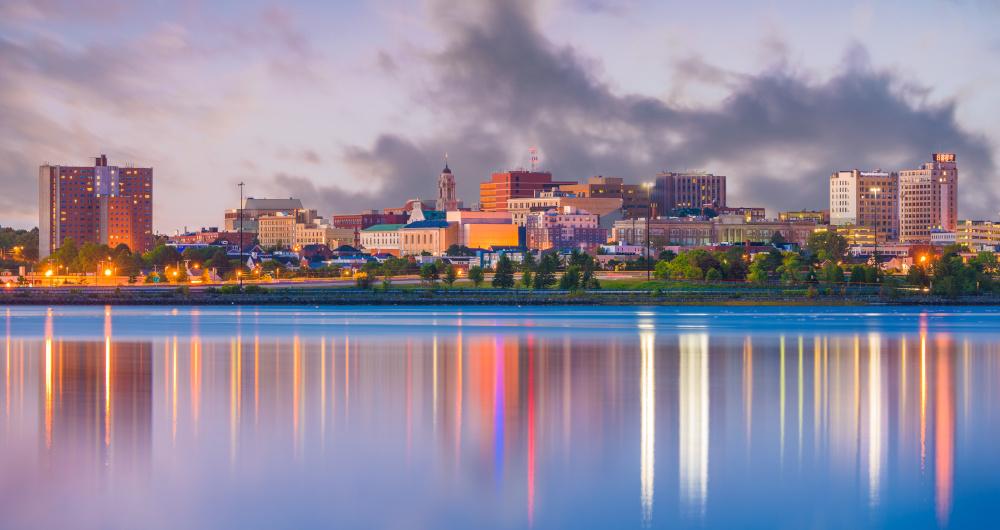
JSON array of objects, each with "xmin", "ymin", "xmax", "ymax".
[{"xmin": 2, "ymin": 0, "xmax": 1000, "ymax": 233}]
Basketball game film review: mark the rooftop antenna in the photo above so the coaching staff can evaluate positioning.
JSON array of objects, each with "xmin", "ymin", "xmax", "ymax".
[{"xmin": 529, "ymin": 147, "xmax": 539, "ymax": 171}]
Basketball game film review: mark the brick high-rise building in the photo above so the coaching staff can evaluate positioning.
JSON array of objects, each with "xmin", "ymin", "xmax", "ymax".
[
  {"xmin": 829, "ymin": 169, "xmax": 899, "ymax": 243},
  {"xmin": 899, "ymin": 153, "xmax": 958, "ymax": 244},
  {"xmin": 38, "ymin": 154, "xmax": 153, "ymax": 259},
  {"xmin": 479, "ymin": 170, "xmax": 575, "ymax": 212},
  {"xmin": 653, "ymin": 171, "xmax": 727, "ymax": 214}
]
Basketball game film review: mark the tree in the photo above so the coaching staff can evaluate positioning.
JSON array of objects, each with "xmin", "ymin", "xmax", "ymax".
[
  {"xmin": 76, "ymin": 242, "xmax": 112, "ymax": 273},
  {"xmin": 747, "ymin": 256, "xmax": 769, "ymax": 284},
  {"xmin": 559, "ymin": 265, "xmax": 582, "ymax": 290},
  {"xmin": 849, "ymin": 265, "xmax": 866, "ymax": 284},
  {"xmin": 581, "ymin": 266, "xmax": 600, "ymax": 289},
  {"xmin": 532, "ymin": 253, "xmax": 557, "ymax": 289},
  {"xmin": 972, "ymin": 251, "xmax": 999, "ymax": 275},
  {"xmin": 568, "ymin": 249, "xmax": 593, "ymax": 268},
  {"xmin": 420, "ymin": 262, "xmax": 440, "ymax": 287},
  {"xmin": 143, "ymin": 244, "xmax": 182, "ymax": 268},
  {"xmin": 666, "ymin": 251, "xmax": 704, "ymax": 280},
  {"xmin": 761, "ymin": 247, "xmax": 784, "ymax": 272},
  {"xmin": 654, "ymin": 260, "xmax": 671, "ymax": 280},
  {"xmin": 492, "ymin": 255, "xmax": 515, "ymax": 289},
  {"xmin": 718, "ymin": 247, "xmax": 748, "ymax": 280},
  {"xmin": 821, "ymin": 261, "xmax": 845, "ymax": 285},
  {"xmin": 658, "ymin": 249, "xmax": 677, "ymax": 262},
  {"xmin": 778, "ymin": 252, "xmax": 802, "ymax": 284},
  {"xmin": 380, "ymin": 256, "xmax": 409, "ymax": 289},
  {"xmin": 521, "ymin": 270, "xmax": 534, "ymax": 289},
  {"xmin": 705, "ymin": 267, "xmax": 722, "ymax": 281},
  {"xmin": 931, "ymin": 248, "xmax": 979, "ymax": 297},
  {"xmin": 863, "ymin": 265, "xmax": 880, "ymax": 284},
  {"xmin": 906, "ymin": 264, "xmax": 930, "ymax": 288},
  {"xmin": 445, "ymin": 244, "xmax": 476, "ymax": 257},
  {"xmin": 355, "ymin": 271, "xmax": 373, "ymax": 289},
  {"xmin": 468, "ymin": 266, "xmax": 485, "ymax": 287},
  {"xmin": 521, "ymin": 251, "xmax": 537, "ymax": 272},
  {"xmin": 170, "ymin": 267, "xmax": 189, "ymax": 283},
  {"xmin": 50, "ymin": 237, "xmax": 79, "ymax": 271},
  {"xmin": 806, "ymin": 231, "xmax": 849, "ymax": 263},
  {"xmin": 443, "ymin": 263, "xmax": 458, "ymax": 287}
]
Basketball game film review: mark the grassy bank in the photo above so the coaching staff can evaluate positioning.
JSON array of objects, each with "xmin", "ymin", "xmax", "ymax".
[{"xmin": 2, "ymin": 284, "xmax": 999, "ymax": 306}]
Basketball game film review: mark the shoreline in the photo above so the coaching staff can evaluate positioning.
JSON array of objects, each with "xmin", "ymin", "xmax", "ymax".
[{"xmin": 3, "ymin": 288, "xmax": 998, "ymax": 306}]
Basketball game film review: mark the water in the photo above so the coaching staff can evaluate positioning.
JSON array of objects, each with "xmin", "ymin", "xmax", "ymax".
[{"xmin": 1, "ymin": 305, "xmax": 999, "ymax": 529}]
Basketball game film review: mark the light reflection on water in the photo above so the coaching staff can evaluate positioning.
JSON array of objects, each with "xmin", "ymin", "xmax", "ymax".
[{"xmin": 1, "ymin": 306, "xmax": 1000, "ymax": 528}]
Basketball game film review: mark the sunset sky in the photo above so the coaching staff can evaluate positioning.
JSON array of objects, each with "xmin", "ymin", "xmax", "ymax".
[{"xmin": 2, "ymin": 0, "xmax": 998, "ymax": 232}]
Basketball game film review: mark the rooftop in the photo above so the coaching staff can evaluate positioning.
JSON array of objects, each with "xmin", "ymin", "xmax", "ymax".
[
  {"xmin": 244, "ymin": 198, "xmax": 304, "ymax": 210},
  {"xmin": 362, "ymin": 223, "xmax": 405, "ymax": 232},
  {"xmin": 403, "ymin": 220, "xmax": 450, "ymax": 229}
]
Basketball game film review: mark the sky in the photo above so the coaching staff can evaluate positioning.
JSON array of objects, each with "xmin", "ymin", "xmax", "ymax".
[{"xmin": 2, "ymin": 0, "xmax": 999, "ymax": 233}]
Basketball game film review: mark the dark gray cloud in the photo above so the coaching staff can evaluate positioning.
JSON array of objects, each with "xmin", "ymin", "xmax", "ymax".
[
  {"xmin": 269, "ymin": 133, "xmax": 507, "ymax": 215},
  {"xmin": 344, "ymin": 0, "xmax": 997, "ymax": 217}
]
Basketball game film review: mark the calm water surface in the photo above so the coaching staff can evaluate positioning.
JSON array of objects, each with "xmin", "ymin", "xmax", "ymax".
[{"xmin": 1, "ymin": 305, "xmax": 1000, "ymax": 529}]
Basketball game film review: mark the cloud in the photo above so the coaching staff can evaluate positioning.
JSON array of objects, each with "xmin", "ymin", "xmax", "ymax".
[
  {"xmin": 345, "ymin": 0, "xmax": 997, "ymax": 217},
  {"xmin": 0, "ymin": 5, "xmax": 329, "ymax": 229}
]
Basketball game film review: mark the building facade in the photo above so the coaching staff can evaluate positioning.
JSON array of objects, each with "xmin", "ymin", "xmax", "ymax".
[
  {"xmin": 224, "ymin": 198, "xmax": 312, "ymax": 233},
  {"xmin": 360, "ymin": 224, "xmax": 404, "ymax": 255},
  {"xmin": 829, "ymin": 169, "xmax": 899, "ymax": 243},
  {"xmin": 38, "ymin": 154, "xmax": 153, "ymax": 259},
  {"xmin": 653, "ymin": 171, "xmax": 726, "ymax": 214},
  {"xmin": 506, "ymin": 191, "xmax": 623, "ymax": 227},
  {"xmin": 525, "ymin": 207, "xmax": 607, "ymax": 251},
  {"xmin": 899, "ymin": 153, "xmax": 959, "ymax": 244},
  {"xmin": 612, "ymin": 216, "xmax": 817, "ymax": 248},
  {"xmin": 557, "ymin": 176, "xmax": 651, "ymax": 219},
  {"xmin": 399, "ymin": 220, "xmax": 460, "ymax": 256},
  {"xmin": 332, "ymin": 210, "xmax": 408, "ymax": 246},
  {"xmin": 257, "ymin": 213, "xmax": 297, "ymax": 248},
  {"xmin": 954, "ymin": 220, "xmax": 1000, "ymax": 251},
  {"xmin": 445, "ymin": 211, "xmax": 520, "ymax": 249},
  {"xmin": 779, "ymin": 210, "xmax": 830, "ymax": 224},
  {"xmin": 479, "ymin": 171, "xmax": 576, "ymax": 212},
  {"xmin": 717, "ymin": 206, "xmax": 766, "ymax": 222},
  {"xmin": 294, "ymin": 224, "xmax": 355, "ymax": 248}
]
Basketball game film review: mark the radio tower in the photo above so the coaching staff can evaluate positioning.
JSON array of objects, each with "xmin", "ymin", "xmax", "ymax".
[{"xmin": 528, "ymin": 147, "xmax": 539, "ymax": 171}]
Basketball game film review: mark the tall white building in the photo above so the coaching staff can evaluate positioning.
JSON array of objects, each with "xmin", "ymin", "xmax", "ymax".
[{"xmin": 899, "ymin": 153, "xmax": 958, "ymax": 244}]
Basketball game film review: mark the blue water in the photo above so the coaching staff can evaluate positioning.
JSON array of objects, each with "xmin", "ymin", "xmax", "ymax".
[{"xmin": 1, "ymin": 305, "xmax": 999, "ymax": 529}]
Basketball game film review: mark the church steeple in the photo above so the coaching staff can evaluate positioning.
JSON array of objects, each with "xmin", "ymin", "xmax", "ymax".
[{"xmin": 436, "ymin": 154, "xmax": 458, "ymax": 211}]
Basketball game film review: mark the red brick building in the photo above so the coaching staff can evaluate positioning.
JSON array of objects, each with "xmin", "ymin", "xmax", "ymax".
[
  {"xmin": 39, "ymin": 154, "xmax": 153, "ymax": 259},
  {"xmin": 332, "ymin": 210, "xmax": 408, "ymax": 246},
  {"xmin": 479, "ymin": 171, "xmax": 576, "ymax": 212}
]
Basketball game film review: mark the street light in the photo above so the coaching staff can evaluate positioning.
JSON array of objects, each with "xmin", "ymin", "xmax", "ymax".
[
  {"xmin": 238, "ymin": 182, "xmax": 245, "ymax": 289},
  {"xmin": 869, "ymin": 186, "xmax": 882, "ymax": 279},
  {"xmin": 642, "ymin": 182, "xmax": 655, "ymax": 281}
]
